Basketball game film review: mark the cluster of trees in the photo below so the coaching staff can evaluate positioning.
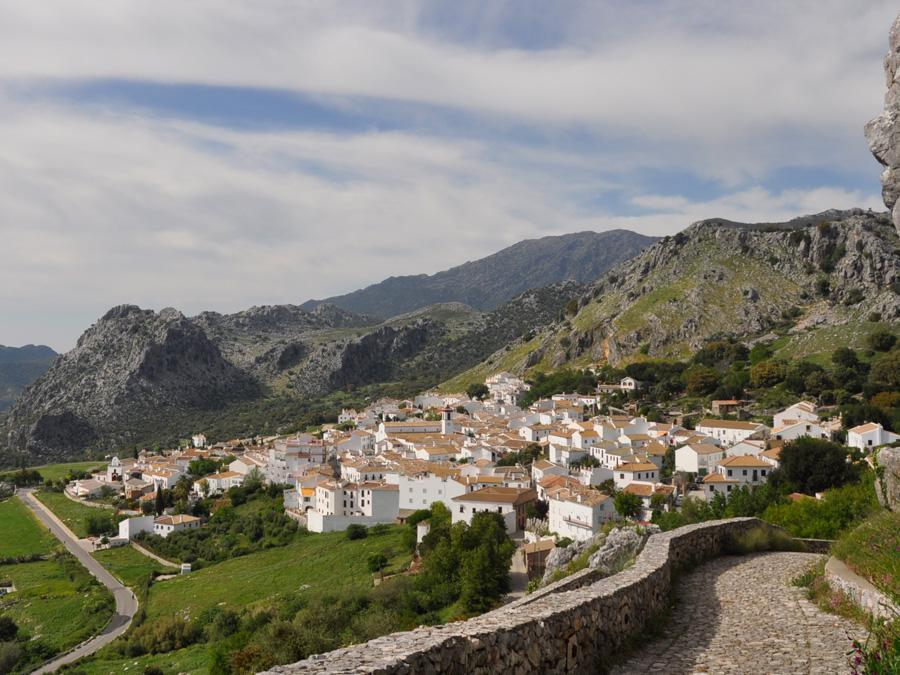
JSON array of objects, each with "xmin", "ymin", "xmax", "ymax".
[
  {"xmin": 136, "ymin": 482, "xmax": 300, "ymax": 567},
  {"xmin": 496, "ymin": 442, "xmax": 543, "ymax": 467},
  {"xmin": 520, "ymin": 369, "xmax": 597, "ymax": 407}
]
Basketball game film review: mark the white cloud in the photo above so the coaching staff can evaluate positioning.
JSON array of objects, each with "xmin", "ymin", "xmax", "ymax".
[{"xmin": 0, "ymin": 1, "xmax": 894, "ymax": 348}]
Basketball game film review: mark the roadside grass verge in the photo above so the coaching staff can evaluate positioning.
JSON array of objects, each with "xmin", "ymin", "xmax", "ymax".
[
  {"xmin": 832, "ymin": 510, "xmax": 900, "ymax": 605},
  {"xmin": 92, "ymin": 545, "xmax": 177, "ymax": 589}
]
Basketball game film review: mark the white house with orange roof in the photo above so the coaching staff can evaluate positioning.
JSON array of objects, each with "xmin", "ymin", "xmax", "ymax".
[
  {"xmin": 773, "ymin": 401, "xmax": 820, "ymax": 428},
  {"xmin": 153, "ymin": 514, "xmax": 201, "ymax": 538},
  {"xmin": 847, "ymin": 422, "xmax": 900, "ymax": 451},
  {"xmin": 715, "ymin": 455, "xmax": 772, "ymax": 486},
  {"xmin": 547, "ymin": 487, "xmax": 614, "ymax": 541},
  {"xmin": 308, "ymin": 480, "xmax": 400, "ymax": 532},
  {"xmin": 675, "ymin": 443, "xmax": 726, "ymax": 475},
  {"xmin": 612, "ymin": 461, "xmax": 659, "ymax": 489},
  {"xmin": 451, "ymin": 486, "xmax": 537, "ymax": 533},
  {"xmin": 701, "ymin": 473, "xmax": 739, "ymax": 500}
]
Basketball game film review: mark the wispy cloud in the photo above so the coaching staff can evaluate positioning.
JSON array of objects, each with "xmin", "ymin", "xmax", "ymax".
[{"xmin": 0, "ymin": 0, "xmax": 893, "ymax": 348}]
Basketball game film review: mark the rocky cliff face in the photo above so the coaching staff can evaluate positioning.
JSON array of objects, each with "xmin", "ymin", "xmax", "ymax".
[
  {"xmin": 5, "ymin": 305, "xmax": 261, "ymax": 463},
  {"xmin": 2, "ymin": 285, "xmax": 581, "ymax": 464},
  {"xmin": 453, "ymin": 210, "xmax": 900, "ymax": 379},
  {"xmin": 865, "ymin": 13, "xmax": 900, "ymax": 234}
]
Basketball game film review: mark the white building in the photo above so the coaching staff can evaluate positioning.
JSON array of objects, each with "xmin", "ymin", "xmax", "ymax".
[
  {"xmin": 398, "ymin": 469, "xmax": 465, "ymax": 511},
  {"xmin": 308, "ymin": 480, "xmax": 400, "ymax": 533},
  {"xmin": 847, "ymin": 422, "xmax": 900, "ymax": 451},
  {"xmin": 451, "ymin": 486, "xmax": 537, "ymax": 533},
  {"xmin": 547, "ymin": 488, "xmax": 614, "ymax": 541},
  {"xmin": 118, "ymin": 515, "xmax": 155, "ymax": 541},
  {"xmin": 695, "ymin": 419, "xmax": 768, "ymax": 447},
  {"xmin": 675, "ymin": 443, "xmax": 726, "ymax": 475},
  {"xmin": 193, "ymin": 471, "xmax": 244, "ymax": 496},
  {"xmin": 715, "ymin": 455, "xmax": 772, "ymax": 486},
  {"xmin": 612, "ymin": 462, "xmax": 659, "ymax": 489},
  {"xmin": 771, "ymin": 420, "xmax": 831, "ymax": 442},
  {"xmin": 153, "ymin": 514, "xmax": 201, "ymax": 538},
  {"xmin": 773, "ymin": 401, "xmax": 819, "ymax": 429}
]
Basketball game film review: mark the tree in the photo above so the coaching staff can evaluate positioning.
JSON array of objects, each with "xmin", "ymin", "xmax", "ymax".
[
  {"xmin": 154, "ymin": 489, "xmax": 166, "ymax": 516},
  {"xmin": 0, "ymin": 615, "xmax": 17, "ymax": 641},
  {"xmin": 779, "ymin": 437, "xmax": 855, "ymax": 494},
  {"xmin": 750, "ymin": 360, "xmax": 786, "ymax": 388},
  {"xmin": 614, "ymin": 491, "xmax": 643, "ymax": 519},
  {"xmin": 682, "ymin": 365, "xmax": 719, "ymax": 396},
  {"xmin": 866, "ymin": 330, "xmax": 897, "ymax": 352},
  {"xmin": 466, "ymin": 383, "xmax": 489, "ymax": 401},
  {"xmin": 367, "ymin": 552, "xmax": 388, "ymax": 575}
]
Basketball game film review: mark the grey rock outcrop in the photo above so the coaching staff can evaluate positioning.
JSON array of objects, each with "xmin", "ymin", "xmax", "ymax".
[
  {"xmin": 540, "ymin": 525, "xmax": 658, "ymax": 586},
  {"xmin": 865, "ymin": 14, "xmax": 900, "ymax": 234},
  {"xmin": 874, "ymin": 445, "xmax": 900, "ymax": 511}
]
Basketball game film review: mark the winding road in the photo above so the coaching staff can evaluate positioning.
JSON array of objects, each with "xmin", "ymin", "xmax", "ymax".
[
  {"xmin": 611, "ymin": 552, "xmax": 863, "ymax": 675},
  {"xmin": 18, "ymin": 490, "xmax": 138, "ymax": 674}
]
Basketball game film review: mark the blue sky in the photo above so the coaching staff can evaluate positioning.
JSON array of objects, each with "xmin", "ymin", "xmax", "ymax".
[{"xmin": 0, "ymin": 0, "xmax": 895, "ymax": 350}]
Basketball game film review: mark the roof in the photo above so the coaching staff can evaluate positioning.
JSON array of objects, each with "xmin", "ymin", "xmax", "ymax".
[
  {"xmin": 622, "ymin": 483, "xmax": 654, "ymax": 497},
  {"xmin": 683, "ymin": 443, "xmax": 723, "ymax": 455},
  {"xmin": 452, "ymin": 486, "xmax": 537, "ymax": 506},
  {"xmin": 849, "ymin": 422, "xmax": 882, "ymax": 434},
  {"xmin": 617, "ymin": 462, "xmax": 658, "ymax": 472},
  {"xmin": 155, "ymin": 514, "xmax": 200, "ymax": 526},
  {"xmin": 702, "ymin": 473, "xmax": 739, "ymax": 484},
  {"xmin": 523, "ymin": 539, "xmax": 556, "ymax": 554},
  {"xmin": 718, "ymin": 455, "xmax": 771, "ymax": 468},
  {"xmin": 697, "ymin": 419, "xmax": 764, "ymax": 431}
]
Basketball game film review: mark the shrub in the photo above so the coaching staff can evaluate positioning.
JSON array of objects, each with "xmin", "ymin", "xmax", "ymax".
[
  {"xmin": 345, "ymin": 524, "xmax": 368, "ymax": 541},
  {"xmin": 724, "ymin": 526, "xmax": 802, "ymax": 555},
  {"xmin": 0, "ymin": 615, "xmax": 17, "ymax": 641},
  {"xmin": 867, "ymin": 331, "xmax": 897, "ymax": 352},
  {"xmin": 127, "ymin": 616, "xmax": 201, "ymax": 655}
]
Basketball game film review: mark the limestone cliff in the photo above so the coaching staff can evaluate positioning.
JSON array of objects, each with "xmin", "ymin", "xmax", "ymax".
[{"xmin": 865, "ymin": 13, "xmax": 900, "ymax": 234}]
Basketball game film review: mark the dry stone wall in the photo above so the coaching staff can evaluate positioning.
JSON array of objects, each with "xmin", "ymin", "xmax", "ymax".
[{"xmin": 263, "ymin": 518, "xmax": 770, "ymax": 675}]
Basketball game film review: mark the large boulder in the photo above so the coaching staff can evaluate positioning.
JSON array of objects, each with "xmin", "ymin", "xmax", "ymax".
[
  {"xmin": 865, "ymin": 14, "xmax": 900, "ymax": 235},
  {"xmin": 875, "ymin": 445, "xmax": 900, "ymax": 511}
]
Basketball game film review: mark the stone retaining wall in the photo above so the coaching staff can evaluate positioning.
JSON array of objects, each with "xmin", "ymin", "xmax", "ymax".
[
  {"xmin": 825, "ymin": 556, "xmax": 899, "ymax": 621},
  {"xmin": 264, "ymin": 518, "xmax": 774, "ymax": 675}
]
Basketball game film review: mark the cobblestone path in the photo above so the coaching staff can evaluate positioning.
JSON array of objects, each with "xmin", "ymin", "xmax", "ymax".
[{"xmin": 612, "ymin": 552, "xmax": 863, "ymax": 675}]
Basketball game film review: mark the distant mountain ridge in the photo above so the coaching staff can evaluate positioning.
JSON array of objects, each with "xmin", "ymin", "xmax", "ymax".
[
  {"xmin": 301, "ymin": 230, "xmax": 658, "ymax": 317},
  {"xmin": 0, "ymin": 344, "xmax": 57, "ymax": 412}
]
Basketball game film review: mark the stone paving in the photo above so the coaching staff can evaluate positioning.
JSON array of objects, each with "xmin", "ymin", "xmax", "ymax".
[{"xmin": 612, "ymin": 552, "xmax": 863, "ymax": 675}]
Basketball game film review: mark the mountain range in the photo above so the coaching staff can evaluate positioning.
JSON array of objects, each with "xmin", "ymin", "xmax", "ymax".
[
  {"xmin": 300, "ymin": 230, "xmax": 657, "ymax": 317},
  {"xmin": 2, "ymin": 229, "xmax": 654, "ymax": 465},
  {"xmin": 443, "ymin": 209, "xmax": 900, "ymax": 390},
  {"xmin": 4, "ymin": 212, "xmax": 899, "ymax": 467}
]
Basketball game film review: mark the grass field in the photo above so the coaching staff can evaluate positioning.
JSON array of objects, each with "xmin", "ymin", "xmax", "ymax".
[
  {"xmin": 92, "ymin": 545, "xmax": 177, "ymax": 588},
  {"xmin": 65, "ymin": 527, "xmax": 411, "ymax": 675},
  {"xmin": 0, "ymin": 555, "xmax": 114, "ymax": 672},
  {"xmin": 145, "ymin": 527, "xmax": 410, "ymax": 623},
  {"xmin": 34, "ymin": 490, "xmax": 122, "ymax": 538},
  {"xmin": 63, "ymin": 644, "xmax": 211, "ymax": 675},
  {"xmin": 0, "ymin": 497, "xmax": 57, "ymax": 558},
  {"xmin": 28, "ymin": 461, "xmax": 106, "ymax": 482},
  {"xmin": 832, "ymin": 509, "xmax": 900, "ymax": 604}
]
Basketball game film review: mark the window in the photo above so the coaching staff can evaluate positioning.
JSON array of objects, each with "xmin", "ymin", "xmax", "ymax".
[
  {"xmin": 727, "ymin": 469, "xmax": 733, "ymax": 477},
  {"xmin": 742, "ymin": 469, "xmax": 747, "ymax": 476},
  {"xmin": 619, "ymin": 473, "xmax": 624, "ymax": 479},
  {"xmin": 459, "ymin": 505, "xmax": 464, "ymax": 513},
  {"xmin": 761, "ymin": 470, "xmax": 767, "ymax": 476}
]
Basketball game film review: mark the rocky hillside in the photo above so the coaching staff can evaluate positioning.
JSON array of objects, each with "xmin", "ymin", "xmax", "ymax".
[
  {"xmin": 446, "ymin": 209, "xmax": 900, "ymax": 387},
  {"xmin": 301, "ymin": 230, "xmax": 656, "ymax": 317},
  {"xmin": 2, "ymin": 285, "xmax": 583, "ymax": 465},
  {"xmin": 0, "ymin": 345, "xmax": 57, "ymax": 411}
]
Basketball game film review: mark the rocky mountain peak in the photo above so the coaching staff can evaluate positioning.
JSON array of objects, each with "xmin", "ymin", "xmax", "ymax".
[{"xmin": 865, "ymin": 12, "xmax": 900, "ymax": 234}]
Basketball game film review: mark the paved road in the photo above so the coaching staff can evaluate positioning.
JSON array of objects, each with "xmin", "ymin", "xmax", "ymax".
[
  {"xmin": 612, "ymin": 552, "xmax": 863, "ymax": 675},
  {"xmin": 18, "ymin": 490, "xmax": 138, "ymax": 674}
]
